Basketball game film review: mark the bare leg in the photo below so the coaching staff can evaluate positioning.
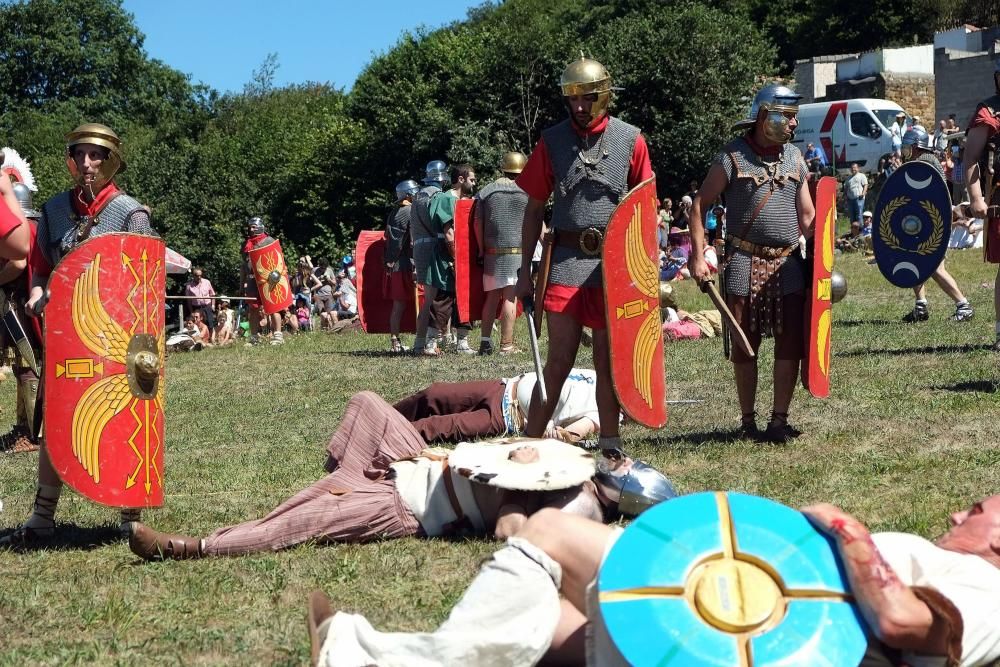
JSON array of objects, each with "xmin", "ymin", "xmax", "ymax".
[
  {"xmin": 498, "ymin": 285, "xmax": 517, "ymax": 346},
  {"xmin": 480, "ymin": 289, "xmax": 501, "ymax": 342},
  {"xmin": 540, "ymin": 599, "xmax": 588, "ymax": 666},
  {"xmin": 772, "ymin": 359, "xmax": 799, "ymax": 414},
  {"xmin": 524, "ymin": 312, "xmax": 582, "ymax": 437},
  {"xmin": 517, "ymin": 508, "xmax": 614, "ymax": 613},
  {"xmin": 389, "ymin": 300, "xmax": 405, "ymax": 337},
  {"xmin": 416, "ymin": 284, "xmax": 438, "ymax": 340},
  {"xmin": 733, "ymin": 361, "xmax": 758, "ymax": 417},
  {"xmin": 590, "ymin": 328, "xmax": 619, "ymax": 439},
  {"xmin": 929, "ymin": 263, "xmax": 966, "ymax": 303},
  {"xmin": 912, "ymin": 284, "xmax": 927, "ymax": 301}
]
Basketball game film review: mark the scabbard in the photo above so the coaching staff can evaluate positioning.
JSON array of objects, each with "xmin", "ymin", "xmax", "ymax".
[
  {"xmin": 700, "ymin": 278, "xmax": 755, "ymax": 360},
  {"xmin": 532, "ymin": 231, "xmax": 554, "ymax": 338}
]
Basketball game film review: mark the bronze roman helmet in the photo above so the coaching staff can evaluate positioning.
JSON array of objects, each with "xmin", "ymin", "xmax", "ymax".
[
  {"xmin": 500, "ymin": 151, "xmax": 527, "ymax": 175},
  {"xmin": 560, "ymin": 56, "xmax": 612, "ymax": 127},
  {"xmin": 65, "ymin": 123, "xmax": 125, "ymax": 193}
]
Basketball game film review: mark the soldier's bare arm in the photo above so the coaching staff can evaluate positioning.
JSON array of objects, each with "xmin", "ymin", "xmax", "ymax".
[
  {"xmin": 797, "ymin": 176, "xmax": 816, "ymax": 236},
  {"xmin": 517, "ymin": 197, "xmax": 546, "ymax": 300},
  {"xmin": 689, "ymin": 163, "xmax": 728, "ymax": 282},
  {"xmin": 803, "ymin": 503, "xmax": 948, "ymax": 655},
  {"xmin": 964, "ymin": 125, "xmax": 990, "ymax": 219}
]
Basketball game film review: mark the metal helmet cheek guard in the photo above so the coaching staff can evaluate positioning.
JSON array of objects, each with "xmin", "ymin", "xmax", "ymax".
[
  {"xmin": 595, "ymin": 458, "xmax": 678, "ymax": 516},
  {"xmin": 65, "ymin": 123, "xmax": 125, "ymax": 194},
  {"xmin": 733, "ymin": 84, "xmax": 801, "ymax": 142},
  {"xmin": 246, "ymin": 216, "xmax": 266, "ymax": 237}
]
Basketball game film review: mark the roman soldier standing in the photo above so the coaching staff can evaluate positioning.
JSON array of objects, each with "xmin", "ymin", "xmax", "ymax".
[
  {"xmin": 4, "ymin": 123, "xmax": 155, "ymax": 546},
  {"xmin": 962, "ymin": 59, "xmax": 1000, "ymax": 351},
  {"xmin": 689, "ymin": 85, "xmax": 815, "ymax": 443},
  {"xmin": 410, "ymin": 160, "xmax": 449, "ymax": 354},
  {"xmin": 515, "ymin": 57, "xmax": 653, "ymax": 460},
  {"xmin": 475, "ymin": 151, "xmax": 528, "ymax": 355},
  {"xmin": 241, "ymin": 216, "xmax": 287, "ymax": 346},
  {"xmin": 384, "ymin": 179, "xmax": 419, "ymax": 353}
]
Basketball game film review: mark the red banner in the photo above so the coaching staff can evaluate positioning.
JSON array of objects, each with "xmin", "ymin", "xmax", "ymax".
[
  {"xmin": 802, "ymin": 176, "xmax": 836, "ymax": 399},
  {"xmin": 44, "ymin": 233, "xmax": 166, "ymax": 508},
  {"xmin": 602, "ymin": 176, "xmax": 667, "ymax": 428}
]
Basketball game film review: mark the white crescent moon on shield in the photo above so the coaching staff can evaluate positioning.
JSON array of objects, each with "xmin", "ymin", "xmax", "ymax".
[
  {"xmin": 904, "ymin": 172, "xmax": 933, "ymax": 189},
  {"xmin": 892, "ymin": 262, "xmax": 920, "ymax": 279}
]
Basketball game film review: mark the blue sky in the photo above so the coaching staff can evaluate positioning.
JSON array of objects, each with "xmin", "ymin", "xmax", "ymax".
[{"xmin": 123, "ymin": 1, "xmax": 485, "ymax": 93}]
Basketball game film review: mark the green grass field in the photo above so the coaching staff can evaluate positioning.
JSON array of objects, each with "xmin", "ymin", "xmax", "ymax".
[{"xmin": 1, "ymin": 246, "xmax": 999, "ymax": 665}]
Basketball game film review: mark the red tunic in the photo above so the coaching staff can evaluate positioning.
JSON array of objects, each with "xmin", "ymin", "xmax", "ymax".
[{"xmin": 968, "ymin": 106, "xmax": 1000, "ymax": 136}]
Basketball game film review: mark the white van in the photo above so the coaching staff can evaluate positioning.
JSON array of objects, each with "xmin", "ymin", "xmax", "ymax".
[{"xmin": 791, "ymin": 98, "xmax": 907, "ymax": 174}]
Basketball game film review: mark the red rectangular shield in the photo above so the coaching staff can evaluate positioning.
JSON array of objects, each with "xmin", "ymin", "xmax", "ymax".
[
  {"xmin": 455, "ymin": 198, "xmax": 523, "ymax": 323},
  {"xmin": 802, "ymin": 176, "xmax": 836, "ymax": 399},
  {"xmin": 356, "ymin": 230, "xmax": 418, "ymax": 334},
  {"xmin": 602, "ymin": 176, "xmax": 667, "ymax": 428},
  {"xmin": 44, "ymin": 233, "xmax": 166, "ymax": 508},
  {"xmin": 454, "ymin": 199, "xmax": 482, "ymax": 323},
  {"xmin": 247, "ymin": 237, "xmax": 294, "ymax": 314}
]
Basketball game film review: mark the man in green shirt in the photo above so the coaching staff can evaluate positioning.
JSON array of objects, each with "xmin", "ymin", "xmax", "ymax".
[{"xmin": 423, "ymin": 163, "xmax": 478, "ymax": 355}]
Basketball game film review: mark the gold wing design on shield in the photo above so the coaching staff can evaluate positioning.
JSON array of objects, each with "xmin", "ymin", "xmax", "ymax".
[
  {"xmin": 72, "ymin": 374, "xmax": 132, "ymax": 483},
  {"xmin": 625, "ymin": 203, "xmax": 660, "ymax": 407},
  {"xmin": 73, "ymin": 253, "xmax": 130, "ymax": 364}
]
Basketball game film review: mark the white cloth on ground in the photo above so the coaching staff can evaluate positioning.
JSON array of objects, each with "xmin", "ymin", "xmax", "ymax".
[
  {"xmin": 319, "ymin": 536, "xmax": 563, "ymax": 667},
  {"xmin": 511, "ymin": 369, "xmax": 602, "ymax": 430}
]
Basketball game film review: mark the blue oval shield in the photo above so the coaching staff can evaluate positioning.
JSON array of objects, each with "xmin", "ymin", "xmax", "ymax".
[{"xmin": 873, "ymin": 160, "xmax": 951, "ymax": 288}]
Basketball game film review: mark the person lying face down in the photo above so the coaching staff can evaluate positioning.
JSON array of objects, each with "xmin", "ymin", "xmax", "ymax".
[
  {"xmin": 128, "ymin": 391, "xmax": 672, "ymax": 561},
  {"xmin": 305, "ymin": 494, "xmax": 1000, "ymax": 667}
]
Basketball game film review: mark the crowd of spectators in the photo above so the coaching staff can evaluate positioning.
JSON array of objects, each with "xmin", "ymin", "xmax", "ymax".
[
  {"xmin": 171, "ymin": 254, "xmax": 359, "ymax": 352},
  {"xmin": 655, "ymin": 186, "xmax": 722, "ymax": 284}
]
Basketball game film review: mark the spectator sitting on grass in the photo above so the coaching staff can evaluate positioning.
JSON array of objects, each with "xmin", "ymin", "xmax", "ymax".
[
  {"xmin": 214, "ymin": 298, "xmax": 235, "ymax": 346},
  {"xmin": 166, "ymin": 318, "xmax": 203, "ymax": 352},
  {"xmin": 836, "ymin": 221, "xmax": 865, "ymax": 253},
  {"xmin": 191, "ymin": 310, "xmax": 211, "ymax": 345},
  {"xmin": 331, "ymin": 270, "xmax": 357, "ymax": 323},
  {"xmin": 296, "ymin": 296, "xmax": 312, "ymax": 331}
]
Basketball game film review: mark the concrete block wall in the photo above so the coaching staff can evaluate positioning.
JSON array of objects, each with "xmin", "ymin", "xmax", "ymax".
[{"xmin": 935, "ymin": 46, "xmax": 997, "ymax": 128}]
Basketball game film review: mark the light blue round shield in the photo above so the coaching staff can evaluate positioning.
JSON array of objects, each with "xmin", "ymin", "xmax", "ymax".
[{"xmin": 597, "ymin": 492, "xmax": 868, "ymax": 666}]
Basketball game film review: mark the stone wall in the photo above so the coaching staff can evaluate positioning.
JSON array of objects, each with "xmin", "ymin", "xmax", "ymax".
[
  {"xmin": 935, "ymin": 45, "xmax": 998, "ymax": 128},
  {"xmin": 794, "ymin": 58, "xmax": 842, "ymax": 103},
  {"xmin": 883, "ymin": 73, "xmax": 936, "ymax": 124},
  {"xmin": 820, "ymin": 73, "xmax": 935, "ymax": 122}
]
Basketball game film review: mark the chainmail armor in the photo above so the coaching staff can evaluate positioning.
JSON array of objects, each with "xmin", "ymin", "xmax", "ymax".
[
  {"xmin": 718, "ymin": 137, "xmax": 806, "ymax": 298},
  {"xmin": 410, "ymin": 185, "xmax": 441, "ymax": 283},
  {"xmin": 383, "ymin": 204, "xmax": 412, "ymax": 273},
  {"xmin": 38, "ymin": 190, "xmax": 154, "ymax": 268},
  {"xmin": 476, "ymin": 177, "xmax": 527, "ymax": 283},
  {"xmin": 543, "ymin": 116, "xmax": 640, "ymax": 287}
]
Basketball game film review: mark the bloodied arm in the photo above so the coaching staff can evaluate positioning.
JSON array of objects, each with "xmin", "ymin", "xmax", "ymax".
[
  {"xmin": 802, "ymin": 503, "xmax": 949, "ymax": 654},
  {"xmin": 689, "ymin": 163, "xmax": 728, "ymax": 283}
]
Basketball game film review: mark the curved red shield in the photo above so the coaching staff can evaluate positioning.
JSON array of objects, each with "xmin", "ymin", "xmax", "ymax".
[
  {"xmin": 248, "ymin": 238, "xmax": 293, "ymax": 314},
  {"xmin": 44, "ymin": 233, "xmax": 166, "ymax": 508},
  {"xmin": 356, "ymin": 230, "xmax": 418, "ymax": 333},
  {"xmin": 454, "ymin": 199, "xmax": 481, "ymax": 323},
  {"xmin": 802, "ymin": 176, "xmax": 836, "ymax": 399},
  {"xmin": 602, "ymin": 176, "xmax": 667, "ymax": 428}
]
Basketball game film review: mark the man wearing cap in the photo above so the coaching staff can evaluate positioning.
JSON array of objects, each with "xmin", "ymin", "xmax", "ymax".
[
  {"xmin": 305, "ymin": 494, "xmax": 1000, "ymax": 666},
  {"xmin": 475, "ymin": 151, "xmax": 529, "ymax": 355},
  {"xmin": 125, "ymin": 390, "xmax": 670, "ymax": 561},
  {"xmin": 862, "ymin": 210, "xmax": 874, "ymax": 237},
  {"xmin": 891, "ymin": 111, "xmax": 907, "ymax": 156},
  {"xmin": 4, "ymin": 123, "xmax": 155, "ymax": 545},
  {"xmin": 689, "ymin": 84, "xmax": 815, "ymax": 443},
  {"xmin": 515, "ymin": 57, "xmax": 653, "ymax": 461},
  {"xmin": 896, "ymin": 127, "xmax": 974, "ymax": 324},
  {"xmin": 962, "ymin": 60, "xmax": 1000, "ymax": 350},
  {"xmin": 383, "ymin": 179, "xmax": 419, "ymax": 353}
]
